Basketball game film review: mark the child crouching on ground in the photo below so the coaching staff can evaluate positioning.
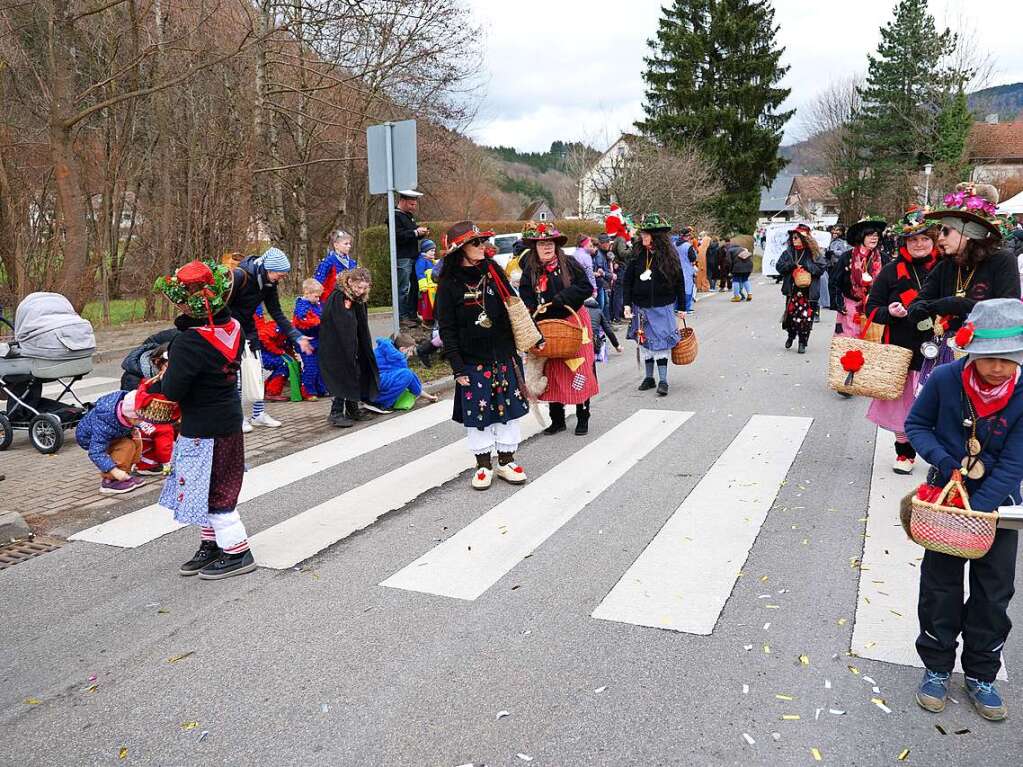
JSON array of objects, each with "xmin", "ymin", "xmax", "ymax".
[
  {"xmin": 370, "ymin": 332, "xmax": 439, "ymax": 412},
  {"xmin": 134, "ymin": 345, "xmax": 181, "ymax": 475},
  {"xmin": 75, "ymin": 390, "xmax": 145, "ymax": 495},
  {"xmin": 293, "ymin": 278, "xmax": 329, "ymax": 400}
]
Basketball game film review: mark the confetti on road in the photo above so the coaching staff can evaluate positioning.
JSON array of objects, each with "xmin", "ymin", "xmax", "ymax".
[
  {"xmin": 799, "ymin": 655, "xmax": 810, "ymax": 666},
  {"xmin": 837, "ymin": 618, "xmax": 847, "ymax": 626},
  {"xmin": 815, "ymin": 708, "xmax": 822, "ymax": 721},
  {"xmin": 167, "ymin": 652, "xmax": 194, "ymax": 663},
  {"xmin": 954, "ymin": 729, "xmax": 971, "ymax": 735},
  {"xmin": 742, "ymin": 733, "xmax": 756, "ymax": 746},
  {"xmin": 23, "ymin": 697, "xmax": 41, "ymax": 705},
  {"xmin": 496, "ymin": 711, "xmax": 511, "ymax": 720},
  {"xmin": 862, "ymin": 676, "xmax": 876, "ymax": 685},
  {"xmin": 898, "ymin": 749, "xmax": 910, "ymax": 761},
  {"xmin": 742, "ymin": 684, "xmax": 750, "ymax": 695},
  {"xmin": 811, "ymin": 747, "xmax": 822, "ymax": 762},
  {"xmin": 871, "ymin": 698, "xmax": 892, "ymax": 714},
  {"xmin": 781, "ymin": 714, "xmax": 800, "ymax": 721},
  {"xmin": 764, "ymin": 644, "xmax": 772, "ymax": 654},
  {"xmin": 744, "ymin": 644, "xmax": 754, "ymax": 651},
  {"xmin": 829, "ymin": 709, "xmax": 846, "ymax": 716},
  {"xmin": 85, "ymin": 684, "xmax": 98, "ymax": 693},
  {"xmin": 516, "ymin": 754, "xmax": 533, "ymax": 762},
  {"xmin": 775, "ymin": 694, "xmax": 795, "ymax": 701},
  {"xmin": 118, "ymin": 748, "xmax": 128, "ymax": 760},
  {"xmin": 771, "ymin": 733, "xmax": 781, "ymax": 742},
  {"xmin": 935, "ymin": 724, "xmax": 948, "ymax": 735},
  {"xmin": 198, "ymin": 731, "xmax": 209, "ymax": 744},
  {"xmin": 848, "ymin": 665, "xmax": 860, "ymax": 675},
  {"xmin": 763, "ymin": 623, "xmax": 771, "ymax": 630},
  {"xmin": 593, "ymin": 686, "xmax": 607, "ymax": 694},
  {"xmin": 181, "ymin": 721, "xmax": 199, "ymax": 731},
  {"xmin": 825, "ymin": 680, "xmax": 832, "ymax": 690}
]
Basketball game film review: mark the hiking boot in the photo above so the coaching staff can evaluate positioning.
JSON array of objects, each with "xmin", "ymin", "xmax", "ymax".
[
  {"xmin": 179, "ymin": 540, "xmax": 222, "ymax": 576},
  {"xmin": 893, "ymin": 456, "xmax": 915, "ymax": 475},
  {"xmin": 575, "ymin": 404, "xmax": 590, "ymax": 435},
  {"xmin": 657, "ymin": 381, "xmax": 669, "ymax": 397},
  {"xmin": 638, "ymin": 377, "xmax": 656, "ymax": 391},
  {"xmin": 250, "ymin": 412, "xmax": 282, "ymax": 428},
  {"xmin": 100, "ymin": 477, "xmax": 144, "ymax": 495},
  {"xmin": 916, "ymin": 670, "xmax": 951, "ymax": 712},
  {"xmin": 545, "ymin": 404, "xmax": 566, "ymax": 435},
  {"xmin": 198, "ymin": 549, "xmax": 257, "ymax": 580},
  {"xmin": 964, "ymin": 677, "xmax": 1008, "ymax": 721}
]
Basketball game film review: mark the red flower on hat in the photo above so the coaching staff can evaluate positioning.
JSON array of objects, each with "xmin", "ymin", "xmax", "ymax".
[
  {"xmin": 175, "ymin": 260, "xmax": 214, "ymax": 288},
  {"xmin": 955, "ymin": 322, "xmax": 975, "ymax": 348},
  {"xmin": 840, "ymin": 349, "xmax": 865, "ymax": 373}
]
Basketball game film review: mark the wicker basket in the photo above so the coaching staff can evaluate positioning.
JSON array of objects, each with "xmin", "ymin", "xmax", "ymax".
[
  {"xmin": 138, "ymin": 397, "xmax": 178, "ymax": 424},
  {"xmin": 793, "ymin": 267, "xmax": 812, "ymax": 288},
  {"xmin": 909, "ymin": 473, "xmax": 997, "ymax": 559},
  {"xmin": 671, "ymin": 316, "xmax": 698, "ymax": 365},
  {"xmin": 532, "ymin": 305, "xmax": 585, "ymax": 359},
  {"xmin": 488, "ymin": 263, "xmax": 542, "ymax": 352},
  {"xmin": 827, "ymin": 335, "xmax": 912, "ymax": 400}
]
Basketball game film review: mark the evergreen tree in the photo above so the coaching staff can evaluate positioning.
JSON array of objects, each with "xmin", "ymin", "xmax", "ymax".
[
  {"xmin": 845, "ymin": 0, "xmax": 957, "ymax": 213},
  {"xmin": 637, "ymin": 0, "xmax": 792, "ymax": 233},
  {"xmin": 934, "ymin": 87, "xmax": 972, "ymax": 172}
]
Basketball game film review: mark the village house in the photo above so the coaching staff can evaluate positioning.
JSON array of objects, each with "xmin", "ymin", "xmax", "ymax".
[{"xmin": 968, "ymin": 113, "xmax": 1023, "ymax": 186}]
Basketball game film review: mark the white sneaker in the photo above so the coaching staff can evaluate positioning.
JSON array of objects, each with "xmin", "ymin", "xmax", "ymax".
[
  {"xmin": 495, "ymin": 461, "xmax": 527, "ymax": 484},
  {"xmin": 250, "ymin": 412, "xmax": 282, "ymax": 428},
  {"xmin": 893, "ymin": 456, "xmax": 915, "ymax": 475},
  {"xmin": 241, "ymin": 419, "xmax": 253, "ymax": 434},
  {"xmin": 471, "ymin": 466, "xmax": 493, "ymax": 490}
]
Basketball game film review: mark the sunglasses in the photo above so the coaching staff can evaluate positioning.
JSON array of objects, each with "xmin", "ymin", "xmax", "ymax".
[
  {"xmin": 941, "ymin": 226, "xmax": 955, "ymax": 236},
  {"xmin": 465, "ymin": 237, "xmax": 487, "ymax": 248}
]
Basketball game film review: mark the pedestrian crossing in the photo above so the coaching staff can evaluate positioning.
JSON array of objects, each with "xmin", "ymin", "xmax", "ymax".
[{"xmin": 41, "ymin": 375, "xmax": 119, "ymax": 401}]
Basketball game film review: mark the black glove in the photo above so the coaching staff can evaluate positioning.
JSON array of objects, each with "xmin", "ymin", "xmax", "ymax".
[{"xmin": 930, "ymin": 296, "xmax": 975, "ymax": 318}]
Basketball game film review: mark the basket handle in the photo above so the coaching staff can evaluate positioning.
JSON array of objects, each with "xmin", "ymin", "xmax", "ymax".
[
  {"xmin": 935, "ymin": 469, "xmax": 975, "ymax": 513},
  {"xmin": 533, "ymin": 302, "xmax": 581, "ymax": 325},
  {"xmin": 487, "ymin": 262, "xmax": 512, "ymax": 302}
]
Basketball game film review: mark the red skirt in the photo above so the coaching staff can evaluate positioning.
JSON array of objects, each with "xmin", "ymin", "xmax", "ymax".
[
  {"xmin": 418, "ymin": 293, "xmax": 434, "ymax": 323},
  {"xmin": 537, "ymin": 311, "xmax": 599, "ymax": 405}
]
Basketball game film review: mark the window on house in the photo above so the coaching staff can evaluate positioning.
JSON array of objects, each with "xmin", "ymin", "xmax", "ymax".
[{"xmin": 599, "ymin": 192, "xmax": 611, "ymax": 206}]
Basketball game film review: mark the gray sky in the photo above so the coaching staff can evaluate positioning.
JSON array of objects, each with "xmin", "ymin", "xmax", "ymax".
[{"xmin": 465, "ymin": 0, "xmax": 1023, "ymax": 152}]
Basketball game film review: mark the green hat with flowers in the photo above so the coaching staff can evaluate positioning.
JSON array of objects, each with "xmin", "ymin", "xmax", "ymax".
[
  {"xmin": 897, "ymin": 206, "xmax": 938, "ymax": 239},
  {"xmin": 154, "ymin": 260, "xmax": 233, "ymax": 323},
  {"xmin": 638, "ymin": 212, "xmax": 672, "ymax": 232},
  {"xmin": 521, "ymin": 221, "xmax": 567, "ymax": 247}
]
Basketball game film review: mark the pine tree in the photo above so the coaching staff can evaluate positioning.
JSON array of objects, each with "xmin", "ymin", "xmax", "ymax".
[
  {"xmin": 637, "ymin": 0, "xmax": 792, "ymax": 233},
  {"xmin": 934, "ymin": 88, "xmax": 972, "ymax": 172},
  {"xmin": 845, "ymin": 0, "xmax": 955, "ymax": 214}
]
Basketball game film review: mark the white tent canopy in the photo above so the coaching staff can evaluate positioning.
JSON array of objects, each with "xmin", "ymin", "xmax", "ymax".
[{"xmin": 998, "ymin": 190, "xmax": 1023, "ymax": 215}]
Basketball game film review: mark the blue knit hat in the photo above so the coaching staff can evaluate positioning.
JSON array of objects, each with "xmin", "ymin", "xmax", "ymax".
[
  {"xmin": 261, "ymin": 247, "xmax": 291, "ymax": 273},
  {"xmin": 420, "ymin": 239, "xmax": 436, "ymax": 255}
]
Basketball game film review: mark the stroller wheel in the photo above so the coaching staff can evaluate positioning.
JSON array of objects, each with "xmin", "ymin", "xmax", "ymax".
[
  {"xmin": 29, "ymin": 413, "xmax": 64, "ymax": 454},
  {"xmin": 0, "ymin": 413, "xmax": 12, "ymax": 451}
]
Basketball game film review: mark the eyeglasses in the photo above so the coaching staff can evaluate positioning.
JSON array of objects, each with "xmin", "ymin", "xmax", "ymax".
[{"xmin": 465, "ymin": 238, "xmax": 487, "ymax": 248}]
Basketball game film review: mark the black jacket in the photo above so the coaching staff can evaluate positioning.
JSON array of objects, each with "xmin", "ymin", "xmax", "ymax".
[
  {"xmin": 393, "ymin": 209, "xmax": 421, "ymax": 262},
  {"xmin": 435, "ymin": 260, "xmax": 518, "ymax": 376},
  {"xmin": 908, "ymin": 248, "xmax": 1021, "ymax": 331},
  {"xmin": 731, "ymin": 249, "xmax": 754, "ymax": 277},
  {"xmin": 319, "ymin": 292, "xmax": 380, "ymax": 402},
  {"xmin": 228, "ymin": 256, "xmax": 300, "ymax": 347},
  {"xmin": 833, "ymin": 247, "xmax": 883, "ymax": 302},
  {"xmin": 865, "ymin": 251, "xmax": 938, "ymax": 371},
  {"xmin": 119, "ymin": 328, "xmax": 179, "ymax": 390},
  {"xmin": 518, "ymin": 257, "xmax": 592, "ymax": 321},
  {"xmin": 162, "ymin": 311, "xmax": 243, "ymax": 438},
  {"xmin": 776, "ymin": 245, "xmax": 824, "ymax": 301},
  {"xmin": 622, "ymin": 247, "xmax": 686, "ymax": 308}
]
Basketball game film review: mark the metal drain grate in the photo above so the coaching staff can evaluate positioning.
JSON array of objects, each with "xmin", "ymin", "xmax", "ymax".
[{"xmin": 0, "ymin": 536, "xmax": 65, "ymax": 570}]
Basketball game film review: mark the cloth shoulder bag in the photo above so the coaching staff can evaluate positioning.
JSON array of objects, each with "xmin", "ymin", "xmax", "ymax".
[{"xmin": 240, "ymin": 344, "xmax": 264, "ymax": 405}]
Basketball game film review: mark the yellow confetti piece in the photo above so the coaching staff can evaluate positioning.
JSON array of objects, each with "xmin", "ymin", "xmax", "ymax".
[
  {"xmin": 799, "ymin": 655, "xmax": 810, "ymax": 666},
  {"xmin": 898, "ymin": 748, "xmax": 910, "ymax": 761},
  {"xmin": 775, "ymin": 694, "xmax": 795, "ymax": 701},
  {"xmin": 760, "ymin": 575, "xmax": 769, "ymax": 583},
  {"xmin": 765, "ymin": 604, "xmax": 780, "ymax": 609},
  {"xmin": 181, "ymin": 721, "xmax": 199, "ymax": 731},
  {"xmin": 118, "ymin": 747, "xmax": 128, "ymax": 760},
  {"xmin": 781, "ymin": 714, "xmax": 800, "ymax": 721},
  {"xmin": 763, "ymin": 644, "xmax": 772, "ymax": 654},
  {"xmin": 801, "ymin": 538, "xmax": 809, "ymax": 545},
  {"xmin": 23, "ymin": 697, "xmax": 41, "ymax": 705},
  {"xmin": 848, "ymin": 665, "xmax": 860, "ymax": 675},
  {"xmin": 890, "ymin": 610, "xmax": 903, "ymax": 617},
  {"xmin": 865, "ymin": 641, "xmax": 877, "ymax": 649},
  {"xmin": 85, "ymin": 684, "xmax": 98, "ymax": 693},
  {"xmin": 837, "ymin": 618, "xmax": 847, "ymax": 626},
  {"xmin": 811, "ymin": 748, "xmax": 822, "ymax": 761},
  {"xmin": 157, "ymin": 608, "xmax": 169, "ymax": 614},
  {"xmin": 863, "ymin": 596, "xmax": 871, "ymax": 604},
  {"xmin": 167, "ymin": 652, "xmax": 194, "ymax": 664}
]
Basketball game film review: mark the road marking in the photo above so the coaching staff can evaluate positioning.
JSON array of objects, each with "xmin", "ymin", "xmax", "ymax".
[
  {"xmin": 380, "ymin": 409, "xmax": 693, "ymax": 600},
  {"xmin": 591, "ymin": 414, "xmax": 812, "ymax": 635},
  {"xmin": 69, "ymin": 402, "xmax": 453, "ymax": 548},
  {"xmin": 38, "ymin": 376, "xmax": 118, "ymax": 399},
  {"xmin": 251, "ymin": 408, "xmax": 550, "ymax": 569},
  {"xmin": 852, "ymin": 427, "xmax": 1007, "ymax": 679}
]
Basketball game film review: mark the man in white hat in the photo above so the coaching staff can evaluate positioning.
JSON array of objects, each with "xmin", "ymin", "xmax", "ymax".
[{"xmin": 393, "ymin": 190, "xmax": 428, "ymax": 328}]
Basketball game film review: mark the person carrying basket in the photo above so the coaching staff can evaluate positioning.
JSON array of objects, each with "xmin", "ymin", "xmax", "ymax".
[{"xmin": 904, "ymin": 298, "xmax": 1023, "ymax": 722}]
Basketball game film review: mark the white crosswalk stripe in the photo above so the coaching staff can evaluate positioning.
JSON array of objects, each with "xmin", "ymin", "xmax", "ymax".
[
  {"xmin": 851, "ymin": 427, "xmax": 1008, "ymax": 679},
  {"xmin": 37, "ymin": 376, "xmax": 118, "ymax": 401},
  {"xmin": 380, "ymin": 409, "xmax": 692, "ymax": 600},
  {"xmin": 591, "ymin": 414, "xmax": 811, "ymax": 634},
  {"xmin": 69, "ymin": 402, "xmax": 453, "ymax": 548}
]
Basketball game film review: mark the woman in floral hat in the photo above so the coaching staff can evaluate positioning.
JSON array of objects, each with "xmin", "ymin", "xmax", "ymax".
[
  {"xmin": 155, "ymin": 261, "xmax": 255, "ymax": 579},
  {"xmin": 908, "ymin": 183, "xmax": 1019, "ymax": 338},
  {"xmin": 776, "ymin": 224, "xmax": 825, "ymax": 354},
  {"xmin": 519, "ymin": 222, "xmax": 598, "ymax": 434},
  {"xmin": 904, "ymin": 298, "xmax": 1023, "ymax": 723},
  {"xmin": 435, "ymin": 221, "xmax": 530, "ymax": 489},
  {"xmin": 834, "ymin": 217, "xmax": 887, "ymax": 337},
  {"xmin": 622, "ymin": 213, "xmax": 687, "ymax": 394},
  {"xmin": 864, "ymin": 208, "xmax": 940, "ymax": 474}
]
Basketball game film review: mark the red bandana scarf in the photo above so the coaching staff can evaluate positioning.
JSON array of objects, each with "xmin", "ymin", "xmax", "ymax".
[
  {"xmin": 536, "ymin": 257, "xmax": 559, "ymax": 294},
  {"xmin": 963, "ymin": 361, "xmax": 1020, "ymax": 418},
  {"xmin": 849, "ymin": 245, "xmax": 881, "ymax": 303},
  {"xmin": 194, "ymin": 317, "xmax": 242, "ymax": 363}
]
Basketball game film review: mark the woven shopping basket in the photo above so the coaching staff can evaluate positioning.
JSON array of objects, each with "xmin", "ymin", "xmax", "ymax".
[
  {"xmin": 532, "ymin": 305, "xmax": 585, "ymax": 359},
  {"xmin": 671, "ymin": 315, "xmax": 698, "ymax": 365},
  {"xmin": 909, "ymin": 471, "xmax": 997, "ymax": 559},
  {"xmin": 827, "ymin": 310, "xmax": 912, "ymax": 400},
  {"xmin": 793, "ymin": 267, "xmax": 812, "ymax": 289},
  {"xmin": 488, "ymin": 263, "xmax": 541, "ymax": 353}
]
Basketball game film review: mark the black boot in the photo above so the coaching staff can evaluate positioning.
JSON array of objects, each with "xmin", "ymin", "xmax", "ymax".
[
  {"xmin": 574, "ymin": 401, "xmax": 590, "ymax": 435},
  {"xmin": 198, "ymin": 549, "xmax": 256, "ymax": 580},
  {"xmin": 545, "ymin": 403, "xmax": 567, "ymax": 435},
  {"xmin": 785, "ymin": 333, "xmax": 795, "ymax": 349},
  {"xmin": 797, "ymin": 341, "xmax": 807, "ymax": 354},
  {"xmin": 179, "ymin": 540, "xmax": 221, "ymax": 576},
  {"xmin": 638, "ymin": 377, "xmax": 656, "ymax": 391},
  {"xmin": 328, "ymin": 398, "xmax": 353, "ymax": 428},
  {"xmin": 416, "ymin": 340, "xmax": 434, "ymax": 368},
  {"xmin": 347, "ymin": 400, "xmax": 373, "ymax": 422}
]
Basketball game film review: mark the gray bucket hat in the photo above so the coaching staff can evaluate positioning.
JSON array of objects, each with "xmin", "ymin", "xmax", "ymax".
[{"xmin": 948, "ymin": 298, "xmax": 1023, "ymax": 362}]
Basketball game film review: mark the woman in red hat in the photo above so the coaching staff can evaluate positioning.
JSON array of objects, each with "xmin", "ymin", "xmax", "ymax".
[
  {"xmin": 776, "ymin": 225, "xmax": 825, "ymax": 354},
  {"xmin": 518, "ymin": 222, "xmax": 599, "ymax": 435}
]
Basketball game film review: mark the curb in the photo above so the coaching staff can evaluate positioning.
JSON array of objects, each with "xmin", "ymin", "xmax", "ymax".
[{"xmin": 424, "ymin": 376, "xmax": 455, "ymax": 396}]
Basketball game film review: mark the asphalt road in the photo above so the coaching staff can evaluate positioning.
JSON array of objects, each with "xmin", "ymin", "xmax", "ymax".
[{"xmin": 3, "ymin": 282, "xmax": 1022, "ymax": 766}]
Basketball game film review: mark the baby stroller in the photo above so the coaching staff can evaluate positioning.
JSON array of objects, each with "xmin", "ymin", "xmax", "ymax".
[{"xmin": 0, "ymin": 293, "xmax": 97, "ymax": 454}]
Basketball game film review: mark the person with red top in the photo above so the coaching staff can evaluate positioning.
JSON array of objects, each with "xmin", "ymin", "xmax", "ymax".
[
  {"xmin": 864, "ymin": 208, "xmax": 941, "ymax": 474},
  {"xmin": 776, "ymin": 224, "xmax": 825, "ymax": 354},
  {"xmin": 134, "ymin": 369, "xmax": 181, "ymax": 476},
  {"xmin": 292, "ymin": 278, "xmax": 329, "ymax": 399},
  {"xmin": 254, "ymin": 305, "xmax": 293, "ymax": 402},
  {"xmin": 834, "ymin": 217, "xmax": 887, "ymax": 337},
  {"xmin": 905, "ymin": 298, "xmax": 1023, "ymax": 722}
]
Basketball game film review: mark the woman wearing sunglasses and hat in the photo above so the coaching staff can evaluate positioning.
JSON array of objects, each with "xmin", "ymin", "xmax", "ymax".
[
  {"xmin": 904, "ymin": 298, "xmax": 1023, "ymax": 722},
  {"xmin": 434, "ymin": 221, "xmax": 530, "ymax": 490},
  {"xmin": 776, "ymin": 224, "xmax": 825, "ymax": 354},
  {"xmin": 519, "ymin": 222, "xmax": 599, "ymax": 434}
]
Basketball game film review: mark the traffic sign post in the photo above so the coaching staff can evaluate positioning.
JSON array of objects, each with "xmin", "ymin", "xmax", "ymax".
[{"xmin": 367, "ymin": 120, "xmax": 418, "ymax": 335}]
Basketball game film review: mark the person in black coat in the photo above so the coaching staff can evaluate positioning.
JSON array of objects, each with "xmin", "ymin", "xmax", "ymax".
[
  {"xmin": 776, "ymin": 224, "xmax": 825, "ymax": 353},
  {"xmin": 865, "ymin": 210, "xmax": 941, "ymax": 473},
  {"xmin": 393, "ymin": 190, "xmax": 428, "ymax": 326},
  {"xmin": 119, "ymin": 328, "xmax": 179, "ymax": 390},
  {"xmin": 319, "ymin": 267, "xmax": 380, "ymax": 428},
  {"xmin": 518, "ymin": 224, "xmax": 598, "ymax": 435}
]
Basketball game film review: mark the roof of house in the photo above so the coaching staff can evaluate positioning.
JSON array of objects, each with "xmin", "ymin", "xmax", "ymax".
[
  {"xmin": 520, "ymin": 200, "xmax": 553, "ymax": 219},
  {"xmin": 760, "ymin": 175, "xmax": 795, "ymax": 212},
  {"xmin": 788, "ymin": 175, "xmax": 838, "ymax": 205},
  {"xmin": 968, "ymin": 118, "xmax": 1023, "ymax": 161}
]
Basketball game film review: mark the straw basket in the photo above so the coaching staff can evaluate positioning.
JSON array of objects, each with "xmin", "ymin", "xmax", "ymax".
[
  {"xmin": 827, "ymin": 312, "xmax": 911, "ymax": 399},
  {"xmin": 793, "ymin": 267, "xmax": 812, "ymax": 289},
  {"xmin": 488, "ymin": 264, "xmax": 541, "ymax": 352},
  {"xmin": 671, "ymin": 316, "xmax": 698, "ymax": 365},
  {"xmin": 909, "ymin": 473, "xmax": 997, "ymax": 559},
  {"xmin": 532, "ymin": 305, "xmax": 585, "ymax": 359},
  {"xmin": 138, "ymin": 397, "xmax": 177, "ymax": 424}
]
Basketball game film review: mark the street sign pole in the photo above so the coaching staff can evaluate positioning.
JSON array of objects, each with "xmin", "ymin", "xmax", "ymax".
[{"xmin": 384, "ymin": 123, "xmax": 400, "ymax": 336}]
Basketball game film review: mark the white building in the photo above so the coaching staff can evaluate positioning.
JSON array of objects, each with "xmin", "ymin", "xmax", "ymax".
[{"xmin": 577, "ymin": 134, "xmax": 639, "ymax": 219}]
